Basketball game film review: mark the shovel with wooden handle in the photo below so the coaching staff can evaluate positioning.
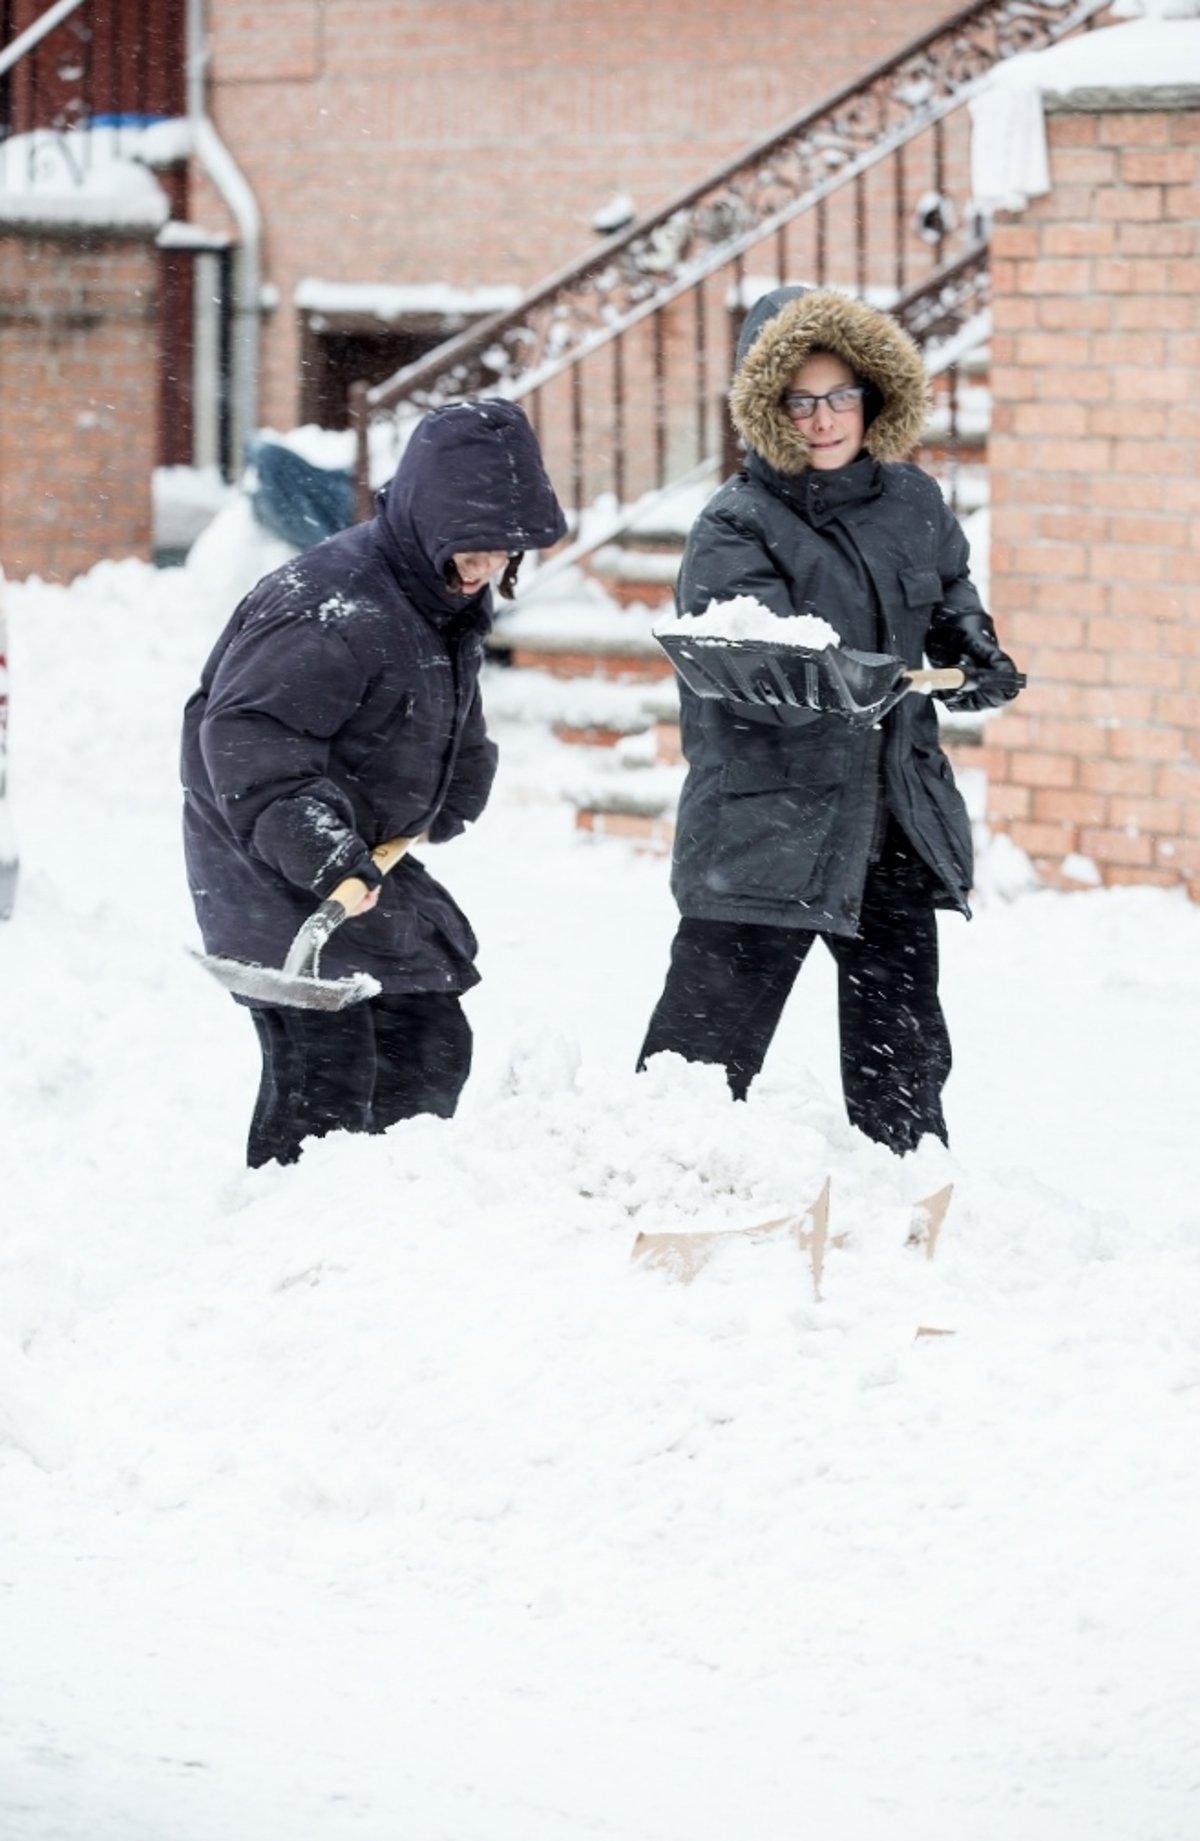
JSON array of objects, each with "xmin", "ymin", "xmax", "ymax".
[
  {"xmin": 189, "ymin": 835, "xmax": 418, "ymax": 1011},
  {"xmin": 655, "ymin": 631, "xmax": 1024, "ymax": 730}
]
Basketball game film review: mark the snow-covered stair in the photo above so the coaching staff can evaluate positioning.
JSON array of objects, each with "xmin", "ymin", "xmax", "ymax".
[
  {"xmin": 564, "ymin": 724, "xmax": 685, "ymax": 854},
  {"xmin": 490, "ymin": 581, "xmax": 671, "ymax": 684}
]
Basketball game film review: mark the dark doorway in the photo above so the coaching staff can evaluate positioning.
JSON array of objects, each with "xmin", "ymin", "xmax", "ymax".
[{"xmin": 298, "ymin": 315, "xmax": 487, "ymax": 430}]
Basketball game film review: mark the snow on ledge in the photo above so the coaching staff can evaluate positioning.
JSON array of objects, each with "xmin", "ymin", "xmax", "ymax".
[
  {"xmin": 970, "ymin": 17, "xmax": 1200, "ymax": 210},
  {"xmin": 0, "ymin": 127, "xmax": 171, "ymax": 230},
  {"xmin": 294, "ymin": 280, "xmax": 522, "ymax": 322}
]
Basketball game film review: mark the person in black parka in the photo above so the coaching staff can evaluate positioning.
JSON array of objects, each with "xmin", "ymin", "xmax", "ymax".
[
  {"xmin": 638, "ymin": 289, "xmax": 1023, "ymax": 1154},
  {"xmin": 182, "ymin": 400, "xmax": 567, "ymax": 1168}
]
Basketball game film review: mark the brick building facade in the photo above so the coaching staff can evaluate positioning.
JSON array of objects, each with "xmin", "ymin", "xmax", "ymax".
[
  {"xmin": 196, "ymin": 0, "xmax": 958, "ymax": 430},
  {"xmin": 0, "ymin": 229, "xmax": 160, "ymax": 582},
  {"xmin": 0, "ymin": 0, "xmax": 962, "ymax": 574},
  {"xmin": 984, "ymin": 90, "xmax": 1200, "ymax": 897}
]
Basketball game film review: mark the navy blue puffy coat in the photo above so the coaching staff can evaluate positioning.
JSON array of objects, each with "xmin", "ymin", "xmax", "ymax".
[
  {"xmin": 181, "ymin": 401, "xmax": 567, "ymax": 996},
  {"xmin": 668, "ymin": 288, "xmax": 1006, "ymax": 938}
]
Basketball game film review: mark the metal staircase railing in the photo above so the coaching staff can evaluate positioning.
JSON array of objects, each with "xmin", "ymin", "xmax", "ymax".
[
  {"xmin": 510, "ymin": 238, "xmax": 994, "ymax": 604},
  {"xmin": 353, "ymin": 0, "xmax": 1111, "ymax": 526}
]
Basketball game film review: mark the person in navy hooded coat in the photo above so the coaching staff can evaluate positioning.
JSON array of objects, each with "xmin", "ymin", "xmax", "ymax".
[{"xmin": 182, "ymin": 400, "xmax": 567, "ymax": 1167}]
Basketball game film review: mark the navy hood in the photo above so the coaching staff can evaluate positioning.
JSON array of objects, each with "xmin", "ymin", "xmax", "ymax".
[
  {"xmin": 735, "ymin": 285, "xmax": 812, "ymax": 369},
  {"xmin": 376, "ymin": 400, "xmax": 568, "ymax": 620}
]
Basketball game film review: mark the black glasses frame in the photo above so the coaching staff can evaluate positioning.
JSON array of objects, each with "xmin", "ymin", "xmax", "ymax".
[{"xmin": 781, "ymin": 386, "xmax": 866, "ymax": 419}]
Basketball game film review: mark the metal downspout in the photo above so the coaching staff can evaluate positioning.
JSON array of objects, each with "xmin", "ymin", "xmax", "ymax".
[{"xmin": 185, "ymin": 0, "xmax": 261, "ymax": 474}]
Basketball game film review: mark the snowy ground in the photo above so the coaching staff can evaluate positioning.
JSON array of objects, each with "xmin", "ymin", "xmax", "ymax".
[{"xmin": 2, "ymin": 550, "xmax": 1200, "ymax": 1841}]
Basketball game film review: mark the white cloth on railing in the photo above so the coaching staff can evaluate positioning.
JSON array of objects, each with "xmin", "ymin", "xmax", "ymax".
[
  {"xmin": 969, "ymin": 17, "xmax": 1200, "ymax": 212},
  {"xmin": 969, "ymin": 83, "xmax": 1050, "ymax": 213}
]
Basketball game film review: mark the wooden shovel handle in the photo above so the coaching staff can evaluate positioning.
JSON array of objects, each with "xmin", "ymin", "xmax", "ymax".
[
  {"xmin": 328, "ymin": 834, "xmax": 419, "ymax": 914},
  {"xmin": 904, "ymin": 668, "xmax": 966, "ymax": 693}
]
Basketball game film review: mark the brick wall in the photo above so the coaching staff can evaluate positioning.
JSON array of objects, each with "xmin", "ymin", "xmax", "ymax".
[
  {"xmin": 200, "ymin": 0, "xmax": 959, "ymax": 429},
  {"xmin": 985, "ymin": 98, "xmax": 1200, "ymax": 898},
  {"xmin": 0, "ymin": 230, "xmax": 159, "ymax": 583}
]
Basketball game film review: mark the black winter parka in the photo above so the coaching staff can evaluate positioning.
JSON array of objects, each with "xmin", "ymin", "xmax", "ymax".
[
  {"xmin": 670, "ymin": 288, "xmax": 993, "ymax": 938},
  {"xmin": 181, "ymin": 401, "xmax": 567, "ymax": 996}
]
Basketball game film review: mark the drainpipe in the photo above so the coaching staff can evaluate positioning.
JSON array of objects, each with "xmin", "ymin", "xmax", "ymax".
[{"xmin": 185, "ymin": 0, "xmax": 261, "ymax": 476}]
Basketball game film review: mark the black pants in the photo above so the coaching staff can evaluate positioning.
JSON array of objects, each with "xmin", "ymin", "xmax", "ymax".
[
  {"xmin": 247, "ymin": 992, "xmax": 473, "ymax": 1168},
  {"xmin": 638, "ymin": 828, "xmax": 951, "ymax": 1154}
]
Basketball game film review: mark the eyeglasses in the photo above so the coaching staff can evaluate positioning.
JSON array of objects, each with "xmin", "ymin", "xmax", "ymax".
[{"xmin": 782, "ymin": 386, "xmax": 866, "ymax": 420}]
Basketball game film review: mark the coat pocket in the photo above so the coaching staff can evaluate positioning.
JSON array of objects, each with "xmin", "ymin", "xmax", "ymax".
[
  {"xmin": 706, "ymin": 745, "xmax": 844, "ymax": 901},
  {"xmin": 911, "ymin": 745, "xmax": 974, "ymax": 893},
  {"xmin": 899, "ymin": 565, "xmax": 944, "ymax": 609}
]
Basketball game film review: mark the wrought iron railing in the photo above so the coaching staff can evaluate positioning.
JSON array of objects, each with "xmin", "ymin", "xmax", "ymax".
[
  {"xmin": 515, "ymin": 239, "xmax": 993, "ymax": 603},
  {"xmin": 354, "ymin": 0, "xmax": 1110, "ymax": 523},
  {"xmin": 0, "ymin": 0, "xmax": 184, "ymax": 181}
]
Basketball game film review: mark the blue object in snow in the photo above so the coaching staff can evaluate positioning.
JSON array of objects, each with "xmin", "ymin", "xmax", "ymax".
[
  {"xmin": 89, "ymin": 114, "xmax": 171, "ymax": 129},
  {"xmin": 247, "ymin": 438, "xmax": 356, "ymax": 554}
]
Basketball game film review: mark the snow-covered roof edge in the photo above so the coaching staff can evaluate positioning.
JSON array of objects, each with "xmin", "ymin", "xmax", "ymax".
[
  {"xmin": 295, "ymin": 280, "xmax": 523, "ymax": 322},
  {"xmin": 1042, "ymin": 80, "xmax": 1200, "ymax": 109}
]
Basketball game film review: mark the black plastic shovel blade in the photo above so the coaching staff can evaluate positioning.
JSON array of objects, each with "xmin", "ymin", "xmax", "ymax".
[{"xmin": 655, "ymin": 631, "xmax": 908, "ymax": 722}]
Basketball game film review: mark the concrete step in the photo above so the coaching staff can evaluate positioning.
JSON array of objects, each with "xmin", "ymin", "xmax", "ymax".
[
  {"xmin": 567, "ymin": 721, "xmax": 684, "ymax": 852},
  {"xmin": 575, "ymin": 809, "xmax": 676, "ymax": 852},
  {"xmin": 568, "ymin": 751, "xmax": 684, "ymax": 855},
  {"xmin": 481, "ymin": 661, "xmax": 678, "ymax": 745},
  {"xmin": 507, "ymin": 647, "xmax": 673, "ymax": 682},
  {"xmin": 583, "ymin": 539, "xmax": 681, "ymax": 611},
  {"xmin": 492, "ymin": 590, "xmax": 673, "ymax": 683},
  {"xmin": 568, "ymin": 718, "xmax": 992, "ymax": 854}
]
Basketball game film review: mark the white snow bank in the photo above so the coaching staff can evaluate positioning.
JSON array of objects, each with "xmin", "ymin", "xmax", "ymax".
[
  {"xmin": 152, "ymin": 465, "xmax": 237, "ymax": 553},
  {"xmin": 174, "ymin": 425, "xmax": 358, "ymax": 607},
  {"xmin": 256, "ymin": 422, "xmax": 356, "ymax": 472},
  {"xmin": 183, "ymin": 495, "xmax": 298, "ymax": 617},
  {"xmin": 3, "ymin": 544, "xmax": 1200, "ymax": 1840},
  {"xmin": 655, "ymin": 595, "xmax": 841, "ymax": 648}
]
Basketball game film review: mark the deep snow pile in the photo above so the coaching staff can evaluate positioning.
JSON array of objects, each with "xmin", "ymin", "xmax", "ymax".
[{"xmin": 1, "ymin": 549, "xmax": 1200, "ymax": 1841}]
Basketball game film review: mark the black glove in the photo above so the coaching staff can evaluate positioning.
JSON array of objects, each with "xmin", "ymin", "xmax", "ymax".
[{"xmin": 937, "ymin": 613, "xmax": 1024, "ymax": 713}]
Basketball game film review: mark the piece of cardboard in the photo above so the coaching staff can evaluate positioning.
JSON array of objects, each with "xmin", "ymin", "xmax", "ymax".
[
  {"xmin": 906, "ymin": 1183, "xmax": 954, "ymax": 1260},
  {"xmin": 632, "ymin": 1178, "xmax": 838, "ymax": 1293}
]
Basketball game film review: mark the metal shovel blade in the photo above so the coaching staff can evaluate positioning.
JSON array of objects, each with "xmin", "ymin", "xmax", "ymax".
[
  {"xmin": 188, "ymin": 837, "xmax": 417, "ymax": 1012},
  {"xmin": 190, "ymin": 896, "xmax": 382, "ymax": 1011},
  {"xmin": 187, "ymin": 947, "xmax": 381, "ymax": 1010}
]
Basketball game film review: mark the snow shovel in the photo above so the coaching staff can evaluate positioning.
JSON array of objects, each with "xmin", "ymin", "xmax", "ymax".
[
  {"xmin": 655, "ymin": 631, "xmax": 1024, "ymax": 729},
  {"xmin": 189, "ymin": 835, "xmax": 417, "ymax": 1011}
]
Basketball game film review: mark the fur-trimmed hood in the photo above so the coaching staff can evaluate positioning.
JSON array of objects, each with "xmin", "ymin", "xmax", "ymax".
[{"xmin": 729, "ymin": 288, "xmax": 929, "ymax": 474}]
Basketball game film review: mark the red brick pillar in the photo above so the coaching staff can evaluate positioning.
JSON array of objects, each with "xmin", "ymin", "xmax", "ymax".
[
  {"xmin": 0, "ymin": 229, "xmax": 160, "ymax": 583},
  {"xmin": 985, "ymin": 96, "xmax": 1200, "ymax": 898}
]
